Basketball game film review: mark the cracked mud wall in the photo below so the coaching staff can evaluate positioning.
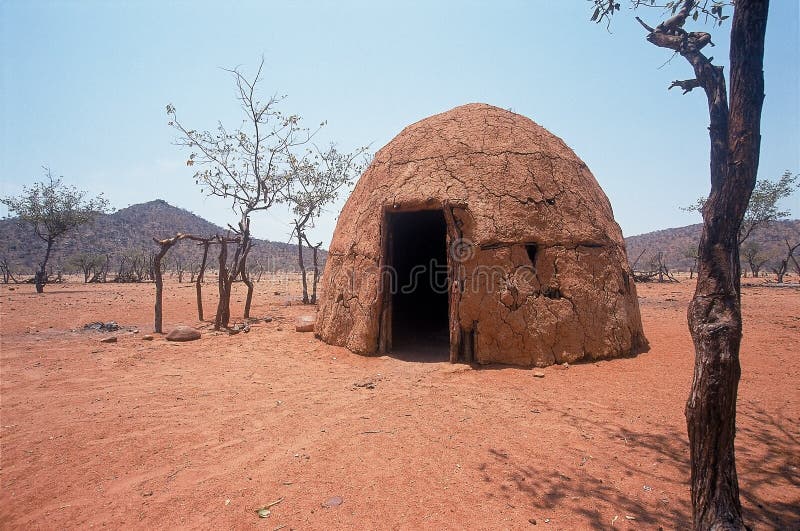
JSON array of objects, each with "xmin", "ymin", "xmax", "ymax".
[{"xmin": 314, "ymin": 103, "xmax": 648, "ymax": 366}]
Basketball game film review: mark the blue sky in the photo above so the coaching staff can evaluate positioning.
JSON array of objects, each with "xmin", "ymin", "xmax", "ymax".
[{"xmin": 1, "ymin": 1, "xmax": 798, "ymax": 245}]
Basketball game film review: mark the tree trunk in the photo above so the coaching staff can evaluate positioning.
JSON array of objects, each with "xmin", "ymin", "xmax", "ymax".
[
  {"xmin": 684, "ymin": 2, "xmax": 768, "ymax": 529},
  {"xmin": 302, "ymin": 234, "xmax": 322, "ymax": 305},
  {"xmin": 100, "ymin": 254, "xmax": 109, "ymax": 283},
  {"xmin": 215, "ymin": 237, "xmax": 231, "ymax": 330},
  {"xmin": 774, "ymin": 263, "xmax": 786, "ymax": 283},
  {"xmin": 153, "ymin": 241, "xmax": 176, "ymax": 333},
  {"xmin": 310, "ymin": 243, "xmax": 320, "ymax": 304},
  {"xmin": 240, "ymin": 230, "xmax": 254, "ymax": 319},
  {"xmin": 297, "ymin": 230, "xmax": 309, "ymax": 304},
  {"xmin": 196, "ymin": 241, "xmax": 210, "ymax": 320},
  {"xmin": 35, "ymin": 238, "xmax": 54, "ymax": 293}
]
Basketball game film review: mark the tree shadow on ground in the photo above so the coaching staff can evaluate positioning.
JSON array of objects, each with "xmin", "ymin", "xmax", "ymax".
[
  {"xmin": 736, "ymin": 404, "xmax": 800, "ymax": 528},
  {"xmin": 478, "ymin": 400, "xmax": 798, "ymax": 528}
]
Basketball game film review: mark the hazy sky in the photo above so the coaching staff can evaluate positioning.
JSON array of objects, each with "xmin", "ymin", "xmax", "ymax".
[{"xmin": 2, "ymin": 1, "xmax": 798, "ymax": 245}]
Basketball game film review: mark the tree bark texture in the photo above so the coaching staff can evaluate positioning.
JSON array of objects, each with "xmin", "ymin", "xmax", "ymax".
[{"xmin": 680, "ymin": 2, "xmax": 768, "ymax": 529}]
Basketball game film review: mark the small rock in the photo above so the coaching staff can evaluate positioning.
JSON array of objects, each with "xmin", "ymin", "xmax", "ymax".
[
  {"xmin": 166, "ymin": 326, "xmax": 201, "ymax": 342},
  {"xmin": 295, "ymin": 315, "xmax": 316, "ymax": 332},
  {"xmin": 141, "ymin": 334, "xmax": 154, "ymax": 341},
  {"xmin": 84, "ymin": 321, "xmax": 120, "ymax": 332},
  {"xmin": 529, "ymin": 518, "xmax": 537, "ymax": 525},
  {"xmin": 533, "ymin": 371, "xmax": 545, "ymax": 378},
  {"xmin": 100, "ymin": 336, "xmax": 117, "ymax": 343},
  {"xmin": 322, "ymin": 496, "xmax": 343, "ymax": 508},
  {"xmin": 229, "ymin": 323, "xmax": 250, "ymax": 335},
  {"xmin": 353, "ymin": 379, "xmax": 376, "ymax": 389}
]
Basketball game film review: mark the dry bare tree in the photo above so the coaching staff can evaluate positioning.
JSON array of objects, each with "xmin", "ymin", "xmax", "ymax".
[
  {"xmin": 284, "ymin": 144, "xmax": 369, "ymax": 303},
  {"xmin": 167, "ymin": 58, "xmax": 317, "ymax": 321},
  {"xmin": 591, "ymin": 1, "xmax": 769, "ymax": 527},
  {"xmin": 0, "ymin": 257, "xmax": 18, "ymax": 284},
  {"xmin": 88, "ymin": 254, "xmax": 110, "ymax": 283},
  {"xmin": 683, "ymin": 245, "xmax": 700, "ymax": 279},
  {"xmin": 68, "ymin": 253, "xmax": 106, "ymax": 283},
  {"xmin": 152, "ymin": 233, "xmax": 234, "ymax": 332},
  {"xmin": 772, "ymin": 240, "xmax": 800, "ymax": 283},
  {"xmin": 741, "ymin": 241, "xmax": 769, "ymax": 278},
  {"xmin": 173, "ymin": 256, "xmax": 186, "ymax": 283}
]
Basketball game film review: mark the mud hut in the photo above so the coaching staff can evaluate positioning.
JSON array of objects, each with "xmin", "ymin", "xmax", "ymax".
[{"xmin": 315, "ymin": 103, "xmax": 647, "ymax": 366}]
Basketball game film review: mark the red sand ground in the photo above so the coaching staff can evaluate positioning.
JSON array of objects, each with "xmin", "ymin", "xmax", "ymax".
[{"xmin": 1, "ymin": 277, "xmax": 798, "ymax": 529}]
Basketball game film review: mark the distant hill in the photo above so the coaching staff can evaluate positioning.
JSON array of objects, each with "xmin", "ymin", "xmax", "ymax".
[
  {"xmin": 0, "ymin": 199, "xmax": 324, "ymax": 275},
  {"xmin": 624, "ymin": 219, "xmax": 800, "ymax": 272},
  {"xmin": 4, "ymin": 200, "xmax": 795, "ymax": 279}
]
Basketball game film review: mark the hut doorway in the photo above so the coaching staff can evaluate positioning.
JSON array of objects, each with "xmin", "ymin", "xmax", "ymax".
[{"xmin": 385, "ymin": 209, "xmax": 450, "ymax": 360}]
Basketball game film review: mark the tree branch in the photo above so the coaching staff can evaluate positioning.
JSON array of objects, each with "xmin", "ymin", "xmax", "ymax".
[{"xmin": 669, "ymin": 78, "xmax": 702, "ymax": 94}]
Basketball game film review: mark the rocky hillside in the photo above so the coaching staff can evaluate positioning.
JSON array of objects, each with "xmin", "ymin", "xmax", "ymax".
[
  {"xmin": 0, "ymin": 199, "xmax": 324, "ymax": 276},
  {"xmin": 624, "ymin": 219, "xmax": 800, "ymax": 272}
]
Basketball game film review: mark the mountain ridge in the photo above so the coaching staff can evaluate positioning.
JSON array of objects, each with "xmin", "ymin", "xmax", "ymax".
[
  {"xmin": 624, "ymin": 219, "xmax": 800, "ymax": 271},
  {"xmin": 2, "ymin": 199, "xmax": 796, "ymax": 277},
  {"xmin": 0, "ymin": 199, "xmax": 322, "ymax": 274}
]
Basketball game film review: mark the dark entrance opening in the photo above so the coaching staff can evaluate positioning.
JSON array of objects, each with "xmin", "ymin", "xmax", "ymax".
[{"xmin": 389, "ymin": 209, "xmax": 450, "ymax": 360}]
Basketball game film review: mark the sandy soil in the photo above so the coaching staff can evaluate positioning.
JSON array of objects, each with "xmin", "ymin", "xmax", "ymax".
[{"xmin": 0, "ymin": 276, "xmax": 798, "ymax": 529}]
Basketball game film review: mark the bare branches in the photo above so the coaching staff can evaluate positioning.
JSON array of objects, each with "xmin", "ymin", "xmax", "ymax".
[
  {"xmin": 282, "ymin": 143, "xmax": 371, "ymax": 302},
  {"xmin": 635, "ymin": 16, "xmax": 656, "ymax": 33},
  {"xmin": 669, "ymin": 78, "xmax": 702, "ymax": 94},
  {"xmin": 167, "ymin": 58, "xmax": 324, "ymax": 319},
  {"xmin": 591, "ymin": 0, "xmax": 732, "ymax": 28},
  {"xmin": 772, "ymin": 239, "xmax": 800, "ymax": 283},
  {"xmin": 166, "ymin": 58, "xmax": 320, "ymax": 222}
]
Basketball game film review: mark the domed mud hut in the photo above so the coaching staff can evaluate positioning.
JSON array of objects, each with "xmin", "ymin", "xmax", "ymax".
[{"xmin": 315, "ymin": 103, "xmax": 648, "ymax": 367}]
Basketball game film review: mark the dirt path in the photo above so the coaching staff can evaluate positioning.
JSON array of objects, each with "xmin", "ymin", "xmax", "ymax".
[{"xmin": 1, "ymin": 279, "xmax": 797, "ymax": 529}]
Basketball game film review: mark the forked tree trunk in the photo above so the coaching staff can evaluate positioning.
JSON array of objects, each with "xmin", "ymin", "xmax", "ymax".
[
  {"xmin": 676, "ymin": 2, "xmax": 768, "ymax": 529},
  {"xmin": 302, "ymin": 234, "xmax": 322, "ymax": 304}
]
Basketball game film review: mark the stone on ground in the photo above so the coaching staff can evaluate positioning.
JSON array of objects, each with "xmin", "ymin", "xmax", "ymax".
[
  {"xmin": 295, "ymin": 315, "xmax": 316, "ymax": 332},
  {"xmin": 166, "ymin": 326, "xmax": 201, "ymax": 342}
]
